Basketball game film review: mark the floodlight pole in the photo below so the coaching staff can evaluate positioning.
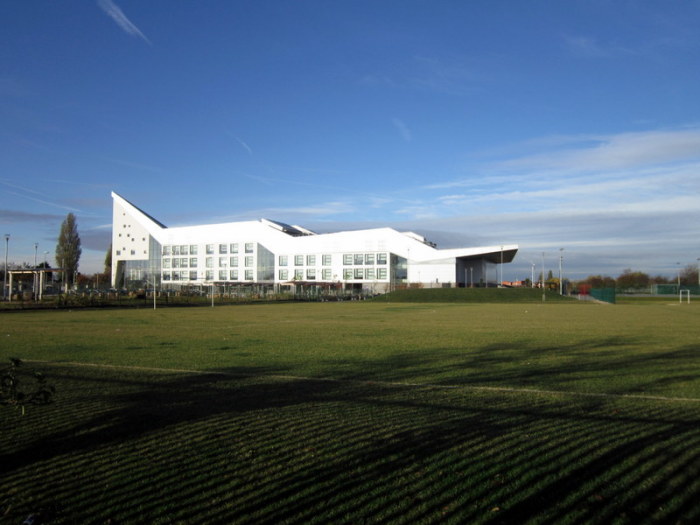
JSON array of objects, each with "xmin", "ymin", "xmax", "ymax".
[
  {"xmin": 541, "ymin": 252, "xmax": 545, "ymax": 302},
  {"xmin": 3, "ymin": 234, "xmax": 9, "ymax": 301},
  {"xmin": 697, "ymin": 258, "xmax": 700, "ymax": 287},
  {"xmin": 530, "ymin": 262, "xmax": 535, "ymax": 288},
  {"xmin": 559, "ymin": 248, "xmax": 564, "ymax": 295}
]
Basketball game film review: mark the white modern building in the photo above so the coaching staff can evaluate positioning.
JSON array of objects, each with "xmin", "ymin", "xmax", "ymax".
[{"xmin": 111, "ymin": 192, "xmax": 518, "ymax": 294}]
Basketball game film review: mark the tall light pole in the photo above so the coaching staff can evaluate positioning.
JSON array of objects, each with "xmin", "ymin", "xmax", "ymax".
[
  {"xmin": 559, "ymin": 248, "xmax": 564, "ymax": 295},
  {"xmin": 499, "ymin": 245, "xmax": 504, "ymax": 287},
  {"xmin": 677, "ymin": 262, "xmax": 681, "ymax": 288},
  {"xmin": 33, "ymin": 243, "xmax": 39, "ymax": 298},
  {"xmin": 541, "ymin": 251, "xmax": 545, "ymax": 302},
  {"xmin": 697, "ymin": 258, "xmax": 700, "ymax": 287},
  {"xmin": 531, "ymin": 262, "xmax": 535, "ymax": 288},
  {"xmin": 3, "ymin": 234, "xmax": 9, "ymax": 301}
]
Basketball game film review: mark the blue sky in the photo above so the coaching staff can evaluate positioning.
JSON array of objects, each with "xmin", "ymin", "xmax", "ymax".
[{"xmin": 2, "ymin": 1, "xmax": 700, "ymax": 280}]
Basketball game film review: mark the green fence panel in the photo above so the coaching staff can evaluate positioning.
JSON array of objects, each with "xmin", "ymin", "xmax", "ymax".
[{"xmin": 590, "ymin": 288, "xmax": 616, "ymax": 304}]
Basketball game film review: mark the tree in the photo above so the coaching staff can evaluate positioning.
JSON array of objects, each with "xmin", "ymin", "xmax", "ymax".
[
  {"xmin": 104, "ymin": 243, "xmax": 112, "ymax": 275},
  {"xmin": 55, "ymin": 213, "xmax": 81, "ymax": 290},
  {"xmin": 616, "ymin": 269, "xmax": 650, "ymax": 290},
  {"xmin": 680, "ymin": 264, "xmax": 699, "ymax": 286}
]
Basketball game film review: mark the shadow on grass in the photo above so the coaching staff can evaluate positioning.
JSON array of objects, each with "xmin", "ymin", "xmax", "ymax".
[{"xmin": 2, "ymin": 355, "xmax": 700, "ymax": 524}]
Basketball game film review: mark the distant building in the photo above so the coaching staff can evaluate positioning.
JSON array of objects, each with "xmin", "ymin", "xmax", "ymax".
[{"xmin": 111, "ymin": 192, "xmax": 518, "ymax": 293}]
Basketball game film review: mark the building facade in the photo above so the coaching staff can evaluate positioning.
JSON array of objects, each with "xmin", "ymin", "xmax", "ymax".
[{"xmin": 111, "ymin": 192, "xmax": 518, "ymax": 293}]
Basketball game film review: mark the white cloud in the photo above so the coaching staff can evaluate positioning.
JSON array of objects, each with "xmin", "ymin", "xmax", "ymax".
[
  {"xmin": 98, "ymin": 0, "xmax": 151, "ymax": 45},
  {"xmin": 392, "ymin": 118, "xmax": 412, "ymax": 142}
]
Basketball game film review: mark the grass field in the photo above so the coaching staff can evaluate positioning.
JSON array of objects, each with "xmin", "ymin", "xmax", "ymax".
[{"xmin": 1, "ymin": 299, "xmax": 699, "ymax": 523}]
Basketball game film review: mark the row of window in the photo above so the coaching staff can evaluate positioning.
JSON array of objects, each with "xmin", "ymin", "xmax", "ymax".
[
  {"xmin": 163, "ymin": 256, "xmax": 255, "ymax": 269},
  {"xmin": 343, "ymin": 253, "xmax": 388, "ymax": 265},
  {"xmin": 278, "ymin": 254, "xmax": 332, "ymax": 267},
  {"xmin": 278, "ymin": 267, "xmax": 388, "ymax": 281},
  {"xmin": 163, "ymin": 270, "xmax": 255, "ymax": 282},
  {"xmin": 162, "ymin": 243, "xmax": 255, "ymax": 256}
]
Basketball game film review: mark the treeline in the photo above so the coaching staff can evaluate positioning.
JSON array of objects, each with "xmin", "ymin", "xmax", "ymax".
[{"xmin": 578, "ymin": 265, "xmax": 699, "ymax": 290}]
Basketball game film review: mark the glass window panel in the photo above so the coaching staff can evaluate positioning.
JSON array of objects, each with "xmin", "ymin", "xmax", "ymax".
[
  {"xmin": 378, "ymin": 268, "xmax": 387, "ymax": 279},
  {"xmin": 245, "ymin": 256, "xmax": 254, "ymax": 267},
  {"xmin": 189, "ymin": 271, "xmax": 197, "ymax": 280},
  {"xmin": 172, "ymin": 258, "xmax": 180, "ymax": 268},
  {"xmin": 190, "ymin": 258, "xmax": 197, "ymax": 267},
  {"xmin": 205, "ymin": 270, "xmax": 213, "ymax": 280},
  {"xmin": 172, "ymin": 246, "xmax": 180, "ymax": 255},
  {"xmin": 294, "ymin": 255, "xmax": 304, "ymax": 266},
  {"xmin": 245, "ymin": 270, "xmax": 254, "ymax": 280},
  {"xmin": 245, "ymin": 243, "xmax": 254, "ymax": 253},
  {"xmin": 205, "ymin": 257, "xmax": 213, "ymax": 268},
  {"xmin": 230, "ymin": 269, "xmax": 239, "ymax": 280},
  {"xmin": 354, "ymin": 254, "xmax": 364, "ymax": 265},
  {"xmin": 366, "ymin": 268, "xmax": 376, "ymax": 279},
  {"xmin": 190, "ymin": 245, "xmax": 198, "ymax": 255},
  {"xmin": 279, "ymin": 269, "xmax": 288, "ymax": 280},
  {"xmin": 219, "ymin": 257, "xmax": 227, "ymax": 267},
  {"xmin": 294, "ymin": 269, "xmax": 304, "ymax": 280},
  {"xmin": 322, "ymin": 254, "xmax": 332, "ymax": 266},
  {"xmin": 219, "ymin": 244, "xmax": 227, "ymax": 254},
  {"xmin": 206, "ymin": 244, "xmax": 214, "ymax": 254},
  {"xmin": 230, "ymin": 243, "xmax": 238, "ymax": 253},
  {"xmin": 377, "ymin": 253, "xmax": 387, "ymax": 264},
  {"xmin": 306, "ymin": 255, "xmax": 316, "ymax": 266},
  {"xmin": 219, "ymin": 270, "xmax": 227, "ymax": 280},
  {"xmin": 230, "ymin": 256, "xmax": 238, "ymax": 266},
  {"xmin": 279, "ymin": 255, "xmax": 288, "ymax": 266},
  {"xmin": 343, "ymin": 269, "xmax": 353, "ymax": 279},
  {"xmin": 343, "ymin": 254, "xmax": 353, "ymax": 265},
  {"xmin": 354, "ymin": 268, "xmax": 364, "ymax": 279},
  {"xmin": 306, "ymin": 269, "xmax": 316, "ymax": 280},
  {"xmin": 163, "ymin": 246, "xmax": 172, "ymax": 256},
  {"xmin": 180, "ymin": 245, "xmax": 188, "ymax": 255},
  {"xmin": 162, "ymin": 272, "xmax": 171, "ymax": 281},
  {"xmin": 163, "ymin": 258, "xmax": 171, "ymax": 269},
  {"xmin": 365, "ymin": 253, "xmax": 375, "ymax": 265},
  {"xmin": 322, "ymin": 269, "xmax": 332, "ymax": 280}
]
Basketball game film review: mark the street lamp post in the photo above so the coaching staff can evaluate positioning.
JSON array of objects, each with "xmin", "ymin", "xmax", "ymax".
[
  {"xmin": 3, "ymin": 234, "xmax": 9, "ymax": 301},
  {"xmin": 541, "ymin": 252, "xmax": 545, "ymax": 302},
  {"xmin": 530, "ymin": 262, "xmax": 535, "ymax": 288}
]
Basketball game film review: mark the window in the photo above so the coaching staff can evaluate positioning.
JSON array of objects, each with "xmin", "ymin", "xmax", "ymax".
[
  {"xmin": 180, "ymin": 245, "xmax": 189, "ymax": 255},
  {"xmin": 306, "ymin": 269, "xmax": 316, "ymax": 280},
  {"xmin": 219, "ymin": 257, "xmax": 227, "ymax": 267},
  {"xmin": 205, "ymin": 270, "xmax": 213, "ymax": 281},
  {"xmin": 245, "ymin": 270, "xmax": 254, "ymax": 280},
  {"xmin": 163, "ymin": 259, "xmax": 171, "ymax": 269},
  {"xmin": 179, "ymin": 258, "xmax": 188, "ymax": 268},
  {"xmin": 279, "ymin": 255, "xmax": 288, "ymax": 266},
  {"xmin": 343, "ymin": 269, "xmax": 353, "ymax": 279},
  {"xmin": 219, "ymin": 270, "xmax": 227, "ymax": 280},
  {"xmin": 172, "ymin": 271, "xmax": 181, "ymax": 281},
  {"xmin": 245, "ymin": 256, "xmax": 254, "ymax": 267},
  {"xmin": 205, "ymin": 257, "xmax": 213, "ymax": 268},
  {"xmin": 366, "ymin": 268, "xmax": 376, "ymax": 279},
  {"xmin": 378, "ymin": 268, "xmax": 388, "ymax": 279},
  {"xmin": 116, "ymin": 250, "xmax": 121, "ymax": 256},
  {"xmin": 294, "ymin": 255, "xmax": 304, "ymax": 266},
  {"xmin": 219, "ymin": 244, "xmax": 227, "ymax": 254},
  {"xmin": 365, "ymin": 253, "xmax": 375, "ymax": 265},
  {"xmin": 230, "ymin": 256, "xmax": 238, "ymax": 267},
  {"xmin": 162, "ymin": 272, "xmax": 171, "ymax": 281},
  {"xmin": 245, "ymin": 243, "xmax": 254, "ymax": 253},
  {"xmin": 163, "ymin": 246, "xmax": 172, "ymax": 256},
  {"xmin": 377, "ymin": 253, "xmax": 387, "ymax": 265},
  {"xmin": 354, "ymin": 254, "xmax": 364, "ymax": 265},
  {"xmin": 322, "ymin": 269, "xmax": 332, "ymax": 280},
  {"xmin": 343, "ymin": 254, "xmax": 353, "ymax": 265},
  {"xmin": 306, "ymin": 255, "xmax": 316, "ymax": 266},
  {"xmin": 190, "ymin": 258, "xmax": 197, "ymax": 268},
  {"xmin": 354, "ymin": 268, "xmax": 364, "ymax": 279},
  {"xmin": 230, "ymin": 243, "xmax": 238, "ymax": 253},
  {"xmin": 189, "ymin": 271, "xmax": 197, "ymax": 280},
  {"xmin": 190, "ymin": 245, "xmax": 198, "ymax": 255},
  {"xmin": 279, "ymin": 269, "xmax": 288, "ymax": 280},
  {"xmin": 206, "ymin": 244, "xmax": 214, "ymax": 255},
  {"xmin": 230, "ymin": 269, "xmax": 239, "ymax": 280},
  {"xmin": 172, "ymin": 258, "xmax": 181, "ymax": 268},
  {"xmin": 181, "ymin": 272, "xmax": 189, "ymax": 281},
  {"xmin": 294, "ymin": 269, "xmax": 304, "ymax": 280},
  {"xmin": 172, "ymin": 245, "xmax": 180, "ymax": 255},
  {"xmin": 322, "ymin": 254, "xmax": 332, "ymax": 266}
]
